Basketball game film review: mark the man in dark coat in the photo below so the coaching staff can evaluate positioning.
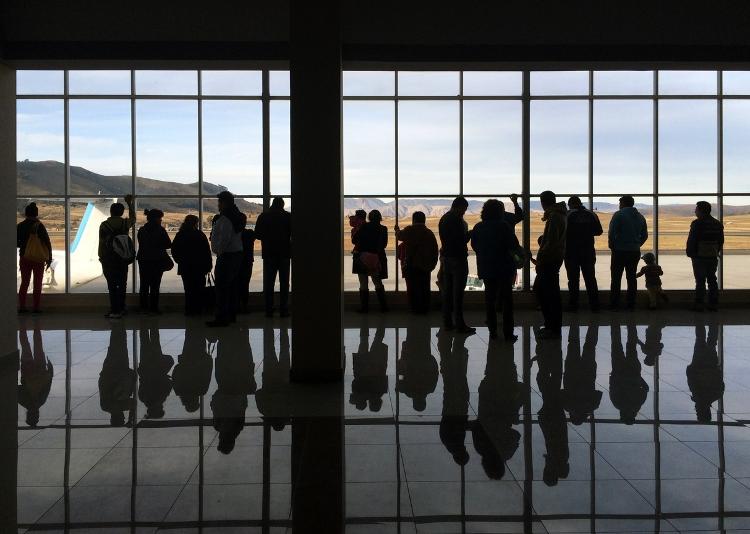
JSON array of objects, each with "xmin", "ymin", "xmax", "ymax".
[
  {"xmin": 255, "ymin": 196, "xmax": 292, "ymax": 318},
  {"xmin": 565, "ymin": 196, "xmax": 603, "ymax": 312},
  {"xmin": 686, "ymin": 201, "xmax": 724, "ymax": 311}
]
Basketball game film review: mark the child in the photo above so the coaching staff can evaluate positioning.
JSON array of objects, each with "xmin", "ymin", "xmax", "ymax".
[
  {"xmin": 636, "ymin": 252, "xmax": 668, "ymax": 310},
  {"xmin": 349, "ymin": 209, "xmax": 367, "ymax": 251}
]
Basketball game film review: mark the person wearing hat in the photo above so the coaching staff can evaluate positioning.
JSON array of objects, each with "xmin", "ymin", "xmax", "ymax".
[
  {"xmin": 208, "ymin": 191, "xmax": 247, "ymax": 327},
  {"xmin": 636, "ymin": 252, "xmax": 668, "ymax": 310},
  {"xmin": 136, "ymin": 208, "xmax": 172, "ymax": 314}
]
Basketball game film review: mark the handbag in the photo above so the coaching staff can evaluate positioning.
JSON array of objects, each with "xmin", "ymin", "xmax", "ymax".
[
  {"xmin": 359, "ymin": 251, "xmax": 381, "ymax": 276},
  {"xmin": 23, "ymin": 223, "xmax": 50, "ymax": 264},
  {"xmin": 160, "ymin": 252, "xmax": 175, "ymax": 273},
  {"xmin": 203, "ymin": 274, "xmax": 216, "ymax": 311}
]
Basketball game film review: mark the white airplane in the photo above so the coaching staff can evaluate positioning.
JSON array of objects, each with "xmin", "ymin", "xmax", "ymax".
[{"xmin": 17, "ymin": 199, "xmax": 111, "ymax": 290}]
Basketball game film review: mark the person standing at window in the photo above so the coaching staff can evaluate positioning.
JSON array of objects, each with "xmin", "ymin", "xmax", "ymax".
[
  {"xmin": 394, "ymin": 211, "xmax": 439, "ymax": 314},
  {"xmin": 98, "ymin": 195, "xmax": 135, "ymax": 319},
  {"xmin": 17, "ymin": 202, "xmax": 52, "ymax": 314},
  {"xmin": 438, "ymin": 196, "xmax": 475, "ymax": 334},
  {"xmin": 171, "ymin": 215, "xmax": 212, "ymax": 316},
  {"xmin": 686, "ymin": 201, "xmax": 724, "ymax": 311},
  {"xmin": 136, "ymin": 209, "xmax": 172, "ymax": 315},
  {"xmin": 352, "ymin": 209, "xmax": 389, "ymax": 313},
  {"xmin": 254, "ymin": 196, "xmax": 292, "ymax": 318},
  {"xmin": 608, "ymin": 195, "xmax": 648, "ymax": 311},
  {"xmin": 532, "ymin": 191, "xmax": 567, "ymax": 340},
  {"xmin": 470, "ymin": 199, "xmax": 519, "ymax": 342},
  {"xmin": 239, "ymin": 225, "xmax": 257, "ymax": 313},
  {"xmin": 207, "ymin": 191, "xmax": 247, "ymax": 327},
  {"xmin": 564, "ymin": 196, "xmax": 603, "ymax": 312}
]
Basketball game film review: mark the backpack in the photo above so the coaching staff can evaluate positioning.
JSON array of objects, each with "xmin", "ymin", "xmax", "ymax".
[
  {"xmin": 23, "ymin": 223, "xmax": 50, "ymax": 264},
  {"xmin": 105, "ymin": 222, "xmax": 135, "ymax": 264}
]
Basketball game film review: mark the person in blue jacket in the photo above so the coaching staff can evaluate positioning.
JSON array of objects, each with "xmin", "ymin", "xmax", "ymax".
[{"xmin": 608, "ymin": 195, "xmax": 648, "ymax": 310}]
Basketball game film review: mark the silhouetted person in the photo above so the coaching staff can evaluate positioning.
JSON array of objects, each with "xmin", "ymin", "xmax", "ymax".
[
  {"xmin": 609, "ymin": 323, "xmax": 648, "ymax": 424},
  {"xmin": 211, "ymin": 326, "xmax": 257, "ymax": 454},
  {"xmin": 532, "ymin": 191, "xmax": 567, "ymax": 340},
  {"xmin": 471, "ymin": 340, "xmax": 523, "ymax": 479},
  {"xmin": 172, "ymin": 214, "xmax": 212, "ymax": 316},
  {"xmin": 687, "ymin": 201, "xmax": 724, "ymax": 311},
  {"xmin": 395, "ymin": 211, "xmax": 439, "ymax": 314},
  {"xmin": 503, "ymin": 194, "xmax": 524, "ymax": 228},
  {"xmin": 471, "ymin": 199, "xmax": 520, "ymax": 342},
  {"xmin": 98, "ymin": 195, "xmax": 135, "ymax": 319},
  {"xmin": 564, "ymin": 196, "xmax": 602, "ymax": 312},
  {"xmin": 438, "ymin": 196, "xmax": 475, "ymax": 334},
  {"xmin": 208, "ymin": 191, "xmax": 247, "ymax": 327},
  {"xmin": 352, "ymin": 209, "xmax": 389, "ymax": 313},
  {"xmin": 17, "ymin": 202, "xmax": 52, "ymax": 314},
  {"xmin": 438, "ymin": 330, "xmax": 471, "ymax": 466},
  {"xmin": 687, "ymin": 323, "xmax": 724, "ymax": 423},
  {"xmin": 637, "ymin": 252, "xmax": 668, "ymax": 310},
  {"xmin": 608, "ymin": 195, "xmax": 648, "ymax": 311},
  {"xmin": 637, "ymin": 320, "xmax": 664, "ymax": 367},
  {"xmin": 562, "ymin": 323, "xmax": 602, "ymax": 425},
  {"xmin": 98, "ymin": 324, "xmax": 136, "ymax": 427},
  {"xmin": 397, "ymin": 319, "xmax": 439, "ymax": 412},
  {"xmin": 239, "ymin": 226, "xmax": 256, "ymax": 313},
  {"xmin": 138, "ymin": 328, "xmax": 174, "ymax": 419},
  {"xmin": 254, "ymin": 196, "xmax": 291, "ymax": 318},
  {"xmin": 534, "ymin": 329, "xmax": 569, "ymax": 486},
  {"xmin": 350, "ymin": 325, "xmax": 388, "ymax": 412},
  {"xmin": 255, "ymin": 326, "xmax": 291, "ymax": 430},
  {"xmin": 172, "ymin": 327, "xmax": 213, "ymax": 413},
  {"xmin": 17, "ymin": 323, "xmax": 53, "ymax": 427},
  {"xmin": 136, "ymin": 208, "xmax": 172, "ymax": 314}
]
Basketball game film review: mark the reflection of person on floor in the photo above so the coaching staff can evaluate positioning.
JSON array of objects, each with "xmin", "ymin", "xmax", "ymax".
[
  {"xmin": 687, "ymin": 322, "xmax": 724, "ymax": 423},
  {"xmin": 637, "ymin": 321, "xmax": 665, "ymax": 367},
  {"xmin": 138, "ymin": 327, "xmax": 174, "ymax": 419},
  {"xmin": 534, "ymin": 331, "xmax": 569, "ymax": 486},
  {"xmin": 172, "ymin": 327, "xmax": 213, "ymax": 413},
  {"xmin": 211, "ymin": 327, "xmax": 256, "ymax": 454},
  {"xmin": 255, "ymin": 327, "xmax": 291, "ymax": 430},
  {"xmin": 397, "ymin": 320, "xmax": 438, "ymax": 412},
  {"xmin": 99, "ymin": 324, "xmax": 136, "ymax": 427},
  {"xmin": 562, "ymin": 323, "xmax": 602, "ymax": 425},
  {"xmin": 438, "ymin": 331, "xmax": 471, "ymax": 466},
  {"xmin": 17, "ymin": 323, "xmax": 53, "ymax": 427},
  {"xmin": 609, "ymin": 323, "xmax": 649, "ymax": 425},
  {"xmin": 471, "ymin": 341, "xmax": 523, "ymax": 479},
  {"xmin": 349, "ymin": 325, "xmax": 388, "ymax": 412}
]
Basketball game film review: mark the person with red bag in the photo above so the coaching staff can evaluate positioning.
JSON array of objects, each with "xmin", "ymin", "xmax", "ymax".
[
  {"xmin": 352, "ymin": 209, "xmax": 388, "ymax": 313},
  {"xmin": 17, "ymin": 202, "xmax": 52, "ymax": 314}
]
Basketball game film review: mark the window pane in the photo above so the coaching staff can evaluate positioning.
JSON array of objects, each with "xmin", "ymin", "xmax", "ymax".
[
  {"xmin": 463, "ymin": 100, "xmax": 522, "ymax": 194},
  {"xmin": 343, "ymin": 197, "xmax": 395, "ymax": 291},
  {"xmin": 658, "ymin": 196, "xmax": 716, "ymax": 289},
  {"xmin": 344, "ymin": 101, "xmax": 394, "ymax": 195},
  {"xmin": 69, "ymin": 100, "xmax": 132, "ymax": 195},
  {"xmin": 68, "ymin": 199, "xmax": 114, "ymax": 293},
  {"xmin": 343, "ymin": 71, "xmax": 394, "ymax": 96},
  {"xmin": 269, "ymin": 70, "xmax": 290, "ymax": 96},
  {"xmin": 398, "ymin": 72, "xmax": 459, "ymax": 96},
  {"xmin": 594, "ymin": 71, "xmax": 653, "ymax": 95},
  {"xmin": 722, "ymin": 71, "xmax": 750, "ymax": 95},
  {"xmin": 270, "ymin": 101, "xmax": 290, "ymax": 196},
  {"xmin": 202, "ymin": 100, "xmax": 263, "ymax": 195},
  {"xmin": 659, "ymin": 71, "xmax": 717, "ymax": 95},
  {"xmin": 658, "ymin": 100, "xmax": 717, "ymax": 193},
  {"xmin": 530, "ymin": 100, "xmax": 588, "ymax": 194},
  {"xmin": 17, "ymin": 100, "xmax": 65, "ymax": 195},
  {"xmin": 462, "ymin": 72, "xmax": 522, "ymax": 96},
  {"xmin": 17, "ymin": 198, "xmax": 66, "ymax": 293},
  {"xmin": 593, "ymin": 100, "xmax": 653, "ymax": 194},
  {"xmin": 398, "ymin": 101, "xmax": 459, "ymax": 195},
  {"xmin": 135, "ymin": 100, "xmax": 198, "ymax": 192},
  {"xmin": 723, "ymin": 196, "xmax": 750, "ymax": 289},
  {"xmin": 17, "ymin": 71, "xmax": 64, "ymax": 95},
  {"xmin": 531, "ymin": 71, "xmax": 588, "ymax": 96},
  {"xmin": 201, "ymin": 70, "xmax": 262, "ymax": 96},
  {"xmin": 68, "ymin": 70, "xmax": 131, "ymax": 95},
  {"xmin": 722, "ymin": 100, "xmax": 750, "ymax": 193},
  {"xmin": 136, "ymin": 198, "xmax": 199, "ymax": 293},
  {"xmin": 135, "ymin": 70, "xmax": 198, "ymax": 95}
]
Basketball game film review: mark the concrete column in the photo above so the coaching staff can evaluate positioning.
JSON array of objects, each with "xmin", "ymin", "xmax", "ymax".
[
  {"xmin": 289, "ymin": 0, "xmax": 344, "ymax": 381},
  {"xmin": 0, "ymin": 62, "xmax": 18, "ymax": 531}
]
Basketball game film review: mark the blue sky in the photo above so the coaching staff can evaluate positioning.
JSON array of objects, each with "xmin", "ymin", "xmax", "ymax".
[{"xmin": 15, "ymin": 69, "xmax": 750, "ymax": 205}]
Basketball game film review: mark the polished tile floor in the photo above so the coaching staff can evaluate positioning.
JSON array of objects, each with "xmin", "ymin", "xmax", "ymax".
[{"xmin": 6, "ymin": 309, "xmax": 750, "ymax": 533}]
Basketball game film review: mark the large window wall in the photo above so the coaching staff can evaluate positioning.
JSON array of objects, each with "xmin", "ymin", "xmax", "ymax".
[{"xmin": 17, "ymin": 69, "xmax": 750, "ymax": 293}]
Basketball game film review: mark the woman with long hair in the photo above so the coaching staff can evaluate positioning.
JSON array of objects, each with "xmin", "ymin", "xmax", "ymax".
[
  {"xmin": 352, "ymin": 209, "xmax": 389, "ymax": 312},
  {"xmin": 171, "ymin": 214, "xmax": 213, "ymax": 315},
  {"xmin": 17, "ymin": 202, "xmax": 52, "ymax": 313},
  {"xmin": 136, "ymin": 208, "xmax": 172, "ymax": 314}
]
